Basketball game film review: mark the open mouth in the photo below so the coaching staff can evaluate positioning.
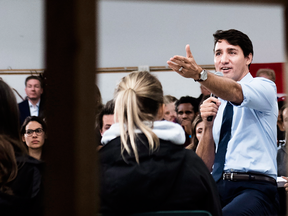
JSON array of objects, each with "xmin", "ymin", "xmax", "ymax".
[{"xmin": 221, "ymin": 67, "xmax": 232, "ymax": 72}]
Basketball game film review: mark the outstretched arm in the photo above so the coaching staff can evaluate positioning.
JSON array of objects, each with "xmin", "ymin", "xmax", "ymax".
[
  {"xmin": 167, "ymin": 44, "xmax": 244, "ymax": 105},
  {"xmin": 196, "ymin": 97, "xmax": 220, "ymax": 171}
]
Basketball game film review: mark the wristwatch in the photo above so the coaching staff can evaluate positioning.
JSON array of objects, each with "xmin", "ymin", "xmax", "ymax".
[{"xmin": 195, "ymin": 69, "xmax": 208, "ymax": 82}]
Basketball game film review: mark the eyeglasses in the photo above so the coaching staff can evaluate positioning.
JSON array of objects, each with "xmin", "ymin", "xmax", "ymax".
[{"xmin": 25, "ymin": 128, "xmax": 44, "ymax": 136}]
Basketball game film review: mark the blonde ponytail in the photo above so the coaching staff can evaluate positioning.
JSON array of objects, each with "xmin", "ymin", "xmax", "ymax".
[{"xmin": 114, "ymin": 71, "xmax": 163, "ymax": 163}]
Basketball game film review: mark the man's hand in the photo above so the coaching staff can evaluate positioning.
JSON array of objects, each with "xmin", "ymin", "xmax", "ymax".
[
  {"xmin": 167, "ymin": 44, "xmax": 203, "ymax": 80},
  {"xmin": 200, "ymin": 97, "xmax": 221, "ymax": 124}
]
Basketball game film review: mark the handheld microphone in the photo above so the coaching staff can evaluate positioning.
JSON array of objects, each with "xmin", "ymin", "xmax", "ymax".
[{"xmin": 207, "ymin": 71, "xmax": 223, "ymax": 122}]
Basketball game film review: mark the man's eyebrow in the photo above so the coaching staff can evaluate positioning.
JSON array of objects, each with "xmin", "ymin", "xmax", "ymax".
[{"xmin": 227, "ymin": 48, "xmax": 238, "ymax": 51}]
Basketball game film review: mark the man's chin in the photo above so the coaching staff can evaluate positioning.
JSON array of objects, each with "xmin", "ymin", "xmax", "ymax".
[{"xmin": 28, "ymin": 97, "xmax": 40, "ymax": 100}]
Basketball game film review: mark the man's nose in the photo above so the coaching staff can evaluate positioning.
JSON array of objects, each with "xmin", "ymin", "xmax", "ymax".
[{"xmin": 221, "ymin": 53, "xmax": 229, "ymax": 64}]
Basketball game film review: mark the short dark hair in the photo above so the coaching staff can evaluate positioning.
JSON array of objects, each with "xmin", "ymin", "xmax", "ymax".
[
  {"xmin": 213, "ymin": 29, "xmax": 253, "ymax": 67},
  {"xmin": 25, "ymin": 76, "xmax": 43, "ymax": 88},
  {"xmin": 175, "ymin": 96, "xmax": 199, "ymax": 114},
  {"xmin": 20, "ymin": 116, "xmax": 47, "ymax": 137},
  {"xmin": 96, "ymin": 100, "xmax": 115, "ymax": 130}
]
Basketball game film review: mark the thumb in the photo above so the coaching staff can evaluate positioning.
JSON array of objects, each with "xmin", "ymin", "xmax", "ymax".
[{"xmin": 186, "ymin": 44, "xmax": 193, "ymax": 58}]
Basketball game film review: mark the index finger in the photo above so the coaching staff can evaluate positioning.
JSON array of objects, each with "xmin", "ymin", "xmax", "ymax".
[
  {"xmin": 170, "ymin": 55, "xmax": 189, "ymax": 64},
  {"xmin": 203, "ymin": 97, "xmax": 221, "ymax": 106},
  {"xmin": 186, "ymin": 44, "xmax": 193, "ymax": 58}
]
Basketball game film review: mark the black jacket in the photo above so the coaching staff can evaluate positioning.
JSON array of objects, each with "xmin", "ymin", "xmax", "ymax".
[
  {"xmin": 100, "ymin": 134, "xmax": 222, "ymax": 216},
  {"xmin": 1, "ymin": 154, "xmax": 43, "ymax": 216},
  {"xmin": 18, "ymin": 99, "xmax": 45, "ymax": 126}
]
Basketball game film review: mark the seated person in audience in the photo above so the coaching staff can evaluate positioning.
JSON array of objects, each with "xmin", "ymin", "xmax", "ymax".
[
  {"xmin": 277, "ymin": 104, "xmax": 288, "ymax": 177},
  {"xmin": 279, "ymin": 105, "xmax": 288, "ymax": 181},
  {"xmin": 175, "ymin": 96, "xmax": 199, "ymax": 147},
  {"xmin": 95, "ymin": 100, "xmax": 115, "ymax": 150},
  {"xmin": 21, "ymin": 116, "xmax": 47, "ymax": 161},
  {"xmin": 0, "ymin": 80, "xmax": 43, "ymax": 216},
  {"xmin": 277, "ymin": 98, "xmax": 286, "ymax": 146},
  {"xmin": 186, "ymin": 114, "xmax": 203, "ymax": 151},
  {"xmin": 277, "ymin": 105, "xmax": 288, "ymax": 216},
  {"xmin": 99, "ymin": 71, "xmax": 222, "ymax": 216},
  {"xmin": 163, "ymin": 95, "xmax": 177, "ymax": 122},
  {"xmin": 256, "ymin": 68, "xmax": 276, "ymax": 82},
  {"xmin": 97, "ymin": 100, "xmax": 115, "ymax": 136},
  {"xmin": 18, "ymin": 75, "xmax": 45, "ymax": 125}
]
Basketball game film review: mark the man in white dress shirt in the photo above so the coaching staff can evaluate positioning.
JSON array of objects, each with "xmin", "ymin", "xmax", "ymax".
[{"xmin": 168, "ymin": 29, "xmax": 279, "ymax": 216}]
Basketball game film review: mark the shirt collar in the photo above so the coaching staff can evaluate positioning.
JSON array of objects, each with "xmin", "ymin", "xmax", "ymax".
[
  {"xmin": 28, "ymin": 99, "xmax": 40, "ymax": 107},
  {"xmin": 237, "ymin": 72, "xmax": 253, "ymax": 83}
]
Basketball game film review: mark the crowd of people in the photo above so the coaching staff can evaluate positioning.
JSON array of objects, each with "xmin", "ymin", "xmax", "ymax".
[{"xmin": 0, "ymin": 28, "xmax": 287, "ymax": 216}]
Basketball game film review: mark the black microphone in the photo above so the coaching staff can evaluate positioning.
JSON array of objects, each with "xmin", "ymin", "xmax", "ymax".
[{"xmin": 207, "ymin": 72, "xmax": 223, "ymax": 122}]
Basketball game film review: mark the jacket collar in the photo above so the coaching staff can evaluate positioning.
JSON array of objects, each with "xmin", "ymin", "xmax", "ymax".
[{"xmin": 101, "ymin": 120, "xmax": 185, "ymax": 146}]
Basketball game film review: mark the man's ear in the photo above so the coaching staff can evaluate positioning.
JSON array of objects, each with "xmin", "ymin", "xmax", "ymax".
[
  {"xmin": 246, "ymin": 53, "xmax": 253, "ymax": 66},
  {"xmin": 22, "ymin": 135, "xmax": 26, "ymax": 143}
]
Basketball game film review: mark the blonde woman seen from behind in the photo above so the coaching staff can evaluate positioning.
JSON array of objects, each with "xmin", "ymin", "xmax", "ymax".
[{"xmin": 99, "ymin": 71, "xmax": 222, "ymax": 216}]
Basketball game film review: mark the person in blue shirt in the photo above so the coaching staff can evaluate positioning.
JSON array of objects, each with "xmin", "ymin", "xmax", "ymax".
[{"xmin": 168, "ymin": 29, "xmax": 279, "ymax": 216}]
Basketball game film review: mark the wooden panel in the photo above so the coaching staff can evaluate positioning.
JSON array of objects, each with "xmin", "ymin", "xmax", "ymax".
[{"xmin": 44, "ymin": 0, "xmax": 98, "ymax": 215}]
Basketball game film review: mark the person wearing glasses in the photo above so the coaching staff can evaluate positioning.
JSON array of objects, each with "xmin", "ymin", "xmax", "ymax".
[
  {"xmin": 0, "ymin": 80, "xmax": 43, "ymax": 215},
  {"xmin": 21, "ymin": 116, "xmax": 47, "ymax": 161}
]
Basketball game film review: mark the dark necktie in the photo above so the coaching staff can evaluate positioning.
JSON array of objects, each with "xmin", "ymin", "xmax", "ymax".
[{"xmin": 212, "ymin": 102, "xmax": 233, "ymax": 182}]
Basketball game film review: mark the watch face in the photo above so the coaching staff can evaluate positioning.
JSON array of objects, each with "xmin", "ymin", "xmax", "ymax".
[{"xmin": 200, "ymin": 70, "xmax": 207, "ymax": 81}]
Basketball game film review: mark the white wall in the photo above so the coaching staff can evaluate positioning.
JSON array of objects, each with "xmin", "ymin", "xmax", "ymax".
[
  {"xmin": 0, "ymin": 0, "xmax": 44, "ymax": 102},
  {"xmin": 98, "ymin": 1, "xmax": 285, "ymax": 67},
  {"xmin": 0, "ymin": 1, "xmax": 285, "ymax": 103},
  {"xmin": 0, "ymin": 0, "xmax": 44, "ymax": 69},
  {"xmin": 97, "ymin": 71, "xmax": 203, "ymax": 104},
  {"xmin": 97, "ymin": 1, "xmax": 285, "ymax": 103}
]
